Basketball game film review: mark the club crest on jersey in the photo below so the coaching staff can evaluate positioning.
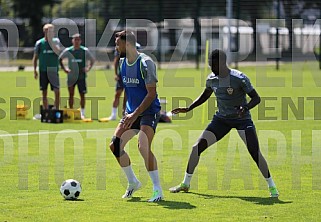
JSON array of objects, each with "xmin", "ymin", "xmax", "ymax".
[{"xmin": 227, "ymin": 87, "xmax": 233, "ymax": 95}]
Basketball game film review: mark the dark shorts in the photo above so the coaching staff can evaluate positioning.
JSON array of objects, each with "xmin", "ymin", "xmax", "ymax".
[
  {"xmin": 116, "ymin": 77, "xmax": 124, "ymax": 90},
  {"xmin": 121, "ymin": 112, "xmax": 160, "ymax": 132},
  {"xmin": 40, "ymin": 71, "xmax": 60, "ymax": 91},
  {"xmin": 205, "ymin": 115, "xmax": 255, "ymax": 142},
  {"xmin": 68, "ymin": 78, "xmax": 87, "ymax": 94}
]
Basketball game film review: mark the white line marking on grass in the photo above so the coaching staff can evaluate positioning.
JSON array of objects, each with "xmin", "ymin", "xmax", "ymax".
[
  {"xmin": 0, "ymin": 129, "xmax": 111, "ymax": 138},
  {"xmin": 0, "ymin": 125, "xmax": 181, "ymax": 138}
]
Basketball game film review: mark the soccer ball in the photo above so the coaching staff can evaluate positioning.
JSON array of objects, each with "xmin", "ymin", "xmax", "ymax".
[{"xmin": 60, "ymin": 179, "xmax": 82, "ymax": 200}]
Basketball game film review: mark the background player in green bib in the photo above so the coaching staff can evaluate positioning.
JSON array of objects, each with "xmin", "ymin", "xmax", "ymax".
[
  {"xmin": 59, "ymin": 33, "xmax": 95, "ymax": 119},
  {"xmin": 33, "ymin": 23, "xmax": 61, "ymax": 109},
  {"xmin": 169, "ymin": 49, "xmax": 279, "ymax": 198}
]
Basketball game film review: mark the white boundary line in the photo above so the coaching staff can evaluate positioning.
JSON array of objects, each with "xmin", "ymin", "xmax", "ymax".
[
  {"xmin": 0, "ymin": 129, "xmax": 110, "ymax": 138},
  {"xmin": 0, "ymin": 125, "xmax": 180, "ymax": 138}
]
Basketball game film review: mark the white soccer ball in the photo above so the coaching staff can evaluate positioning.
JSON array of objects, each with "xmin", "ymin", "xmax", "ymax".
[{"xmin": 60, "ymin": 179, "xmax": 82, "ymax": 200}]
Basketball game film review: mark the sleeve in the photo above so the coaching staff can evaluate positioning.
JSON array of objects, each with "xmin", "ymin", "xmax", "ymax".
[
  {"xmin": 206, "ymin": 79, "xmax": 212, "ymax": 89},
  {"xmin": 85, "ymin": 48, "xmax": 95, "ymax": 60},
  {"xmin": 141, "ymin": 59, "xmax": 158, "ymax": 84},
  {"xmin": 240, "ymin": 73, "xmax": 254, "ymax": 93},
  {"xmin": 34, "ymin": 40, "xmax": 40, "ymax": 55},
  {"xmin": 205, "ymin": 73, "xmax": 215, "ymax": 89}
]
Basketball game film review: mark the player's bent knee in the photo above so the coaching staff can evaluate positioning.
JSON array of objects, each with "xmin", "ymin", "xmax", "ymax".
[{"xmin": 110, "ymin": 136, "xmax": 125, "ymax": 157}]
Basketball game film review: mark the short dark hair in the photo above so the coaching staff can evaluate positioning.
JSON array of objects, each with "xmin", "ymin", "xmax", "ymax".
[
  {"xmin": 209, "ymin": 49, "xmax": 226, "ymax": 64},
  {"xmin": 115, "ymin": 30, "xmax": 136, "ymax": 46}
]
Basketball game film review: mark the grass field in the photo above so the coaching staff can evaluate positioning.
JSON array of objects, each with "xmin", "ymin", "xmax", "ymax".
[{"xmin": 1, "ymin": 62, "xmax": 321, "ymax": 221}]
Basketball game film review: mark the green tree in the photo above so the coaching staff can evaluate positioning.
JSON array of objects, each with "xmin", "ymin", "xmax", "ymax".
[
  {"xmin": 52, "ymin": 0, "xmax": 86, "ymax": 18},
  {"xmin": 52, "ymin": 0, "xmax": 106, "ymax": 36},
  {"xmin": 12, "ymin": 0, "xmax": 55, "ymax": 45},
  {"xmin": 0, "ymin": 0, "xmax": 14, "ymax": 17}
]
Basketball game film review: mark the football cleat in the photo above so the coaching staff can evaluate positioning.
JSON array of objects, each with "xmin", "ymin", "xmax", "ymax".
[
  {"xmin": 122, "ymin": 181, "xmax": 142, "ymax": 198},
  {"xmin": 169, "ymin": 183, "xmax": 190, "ymax": 193},
  {"xmin": 148, "ymin": 190, "xmax": 163, "ymax": 202},
  {"xmin": 269, "ymin": 186, "xmax": 279, "ymax": 198},
  {"xmin": 107, "ymin": 115, "xmax": 117, "ymax": 121}
]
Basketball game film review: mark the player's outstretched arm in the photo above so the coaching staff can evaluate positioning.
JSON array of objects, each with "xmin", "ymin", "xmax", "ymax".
[{"xmin": 172, "ymin": 87, "xmax": 213, "ymax": 114}]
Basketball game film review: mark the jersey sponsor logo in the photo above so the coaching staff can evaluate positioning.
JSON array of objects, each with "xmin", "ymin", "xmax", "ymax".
[
  {"xmin": 71, "ymin": 59, "xmax": 83, "ymax": 63},
  {"xmin": 122, "ymin": 76, "xmax": 140, "ymax": 84},
  {"xmin": 43, "ymin": 49, "xmax": 54, "ymax": 54},
  {"xmin": 227, "ymin": 87, "xmax": 234, "ymax": 95}
]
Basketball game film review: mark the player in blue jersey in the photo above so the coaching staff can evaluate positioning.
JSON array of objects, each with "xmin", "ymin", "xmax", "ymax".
[
  {"xmin": 109, "ymin": 30, "xmax": 163, "ymax": 202},
  {"xmin": 169, "ymin": 49, "xmax": 279, "ymax": 198}
]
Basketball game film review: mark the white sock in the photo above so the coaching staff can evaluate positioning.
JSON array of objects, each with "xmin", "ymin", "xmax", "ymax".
[
  {"xmin": 111, "ymin": 107, "xmax": 117, "ymax": 117},
  {"xmin": 182, "ymin": 172, "xmax": 193, "ymax": 186},
  {"xmin": 80, "ymin": 108, "xmax": 85, "ymax": 117},
  {"xmin": 266, "ymin": 177, "xmax": 276, "ymax": 188},
  {"xmin": 122, "ymin": 165, "xmax": 138, "ymax": 184},
  {"xmin": 148, "ymin": 170, "xmax": 162, "ymax": 191}
]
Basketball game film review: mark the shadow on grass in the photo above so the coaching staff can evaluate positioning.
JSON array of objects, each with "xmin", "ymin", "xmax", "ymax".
[
  {"xmin": 63, "ymin": 198, "xmax": 85, "ymax": 202},
  {"xmin": 188, "ymin": 192, "xmax": 292, "ymax": 206},
  {"xmin": 127, "ymin": 197, "xmax": 196, "ymax": 209}
]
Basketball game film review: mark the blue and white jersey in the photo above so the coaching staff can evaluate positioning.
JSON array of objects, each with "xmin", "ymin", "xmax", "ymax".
[
  {"xmin": 206, "ymin": 69, "xmax": 254, "ymax": 119},
  {"xmin": 120, "ymin": 53, "xmax": 161, "ymax": 115}
]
